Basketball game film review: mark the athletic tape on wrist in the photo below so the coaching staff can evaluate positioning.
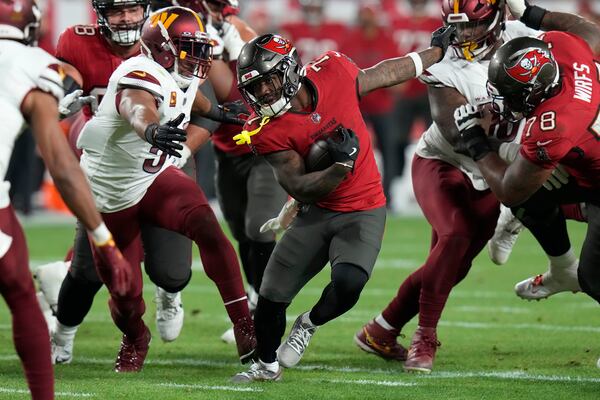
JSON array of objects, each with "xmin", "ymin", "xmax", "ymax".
[{"xmin": 407, "ymin": 52, "xmax": 423, "ymax": 77}]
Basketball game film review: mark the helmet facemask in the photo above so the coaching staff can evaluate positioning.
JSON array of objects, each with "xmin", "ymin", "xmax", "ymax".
[
  {"xmin": 450, "ymin": 11, "xmax": 504, "ymax": 61},
  {"xmin": 94, "ymin": 0, "xmax": 150, "ymax": 46},
  {"xmin": 239, "ymin": 56, "xmax": 303, "ymax": 117}
]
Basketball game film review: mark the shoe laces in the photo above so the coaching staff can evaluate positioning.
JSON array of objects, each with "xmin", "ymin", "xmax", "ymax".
[
  {"xmin": 287, "ymin": 323, "xmax": 315, "ymax": 355},
  {"xmin": 116, "ymin": 340, "xmax": 139, "ymax": 369},
  {"xmin": 411, "ymin": 334, "xmax": 441, "ymax": 357},
  {"xmin": 156, "ymin": 292, "xmax": 181, "ymax": 320}
]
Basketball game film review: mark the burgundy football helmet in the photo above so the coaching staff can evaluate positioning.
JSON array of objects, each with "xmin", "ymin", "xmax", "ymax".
[
  {"xmin": 140, "ymin": 6, "xmax": 213, "ymax": 88},
  {"xmin": 0, "ymin": 0, "xmax": 41, "ymax": 45},
  {"xmin": 441, "ymin": 0, "xmax": 506, "ymax": 61},
  {"xmin": 93, "ymin": 0, "xmax": 151, "ymax": 46}
]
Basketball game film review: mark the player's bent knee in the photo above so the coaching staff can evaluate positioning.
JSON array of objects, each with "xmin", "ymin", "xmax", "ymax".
[
  {"xmin": 331, "ymin": 263, "xmax": 369, "ymax": 299},
  {"xmin": 152, "ymin": 270, "xmax": 192, "ymax": 293}
]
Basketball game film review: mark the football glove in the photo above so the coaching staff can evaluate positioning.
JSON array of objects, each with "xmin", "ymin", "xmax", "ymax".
[
  {"xmin": 326, "ymin": 127, "xmax": 360, "ymax": 164},
  {"xmin": 259, "ymin": 198, "xmax": 299, "ymax": 235},
  {"xmin": 58, "ymin": 89, "xmax": 98, "ymax": 119},
  {"xmin": 453, "ymin": 104, "xmax": 492, "ymax": 161},
  {"xmin": 430, "ymin": 25, "xmax": 456, "ymax": 60},
  {"xmin": 93, "ymin": 236, "xmax": 133, "ymax": 297},
  {"xmin": 543, "ymin": 165, "xmax": 570, "ymax": 191},
  {"xmin": 144, "ymin": 113, "xmax": 187, "ymax": 158},
  {"xmin": 206, "ymin": 100, "xmax": 249, "ymax": 126}
]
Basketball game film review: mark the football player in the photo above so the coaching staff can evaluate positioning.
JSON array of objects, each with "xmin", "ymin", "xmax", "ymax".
[
  {"xmin": 454, "ymin": 0, "xmax": 600, "ymax": 365},
  {"xmin": 230, "ymin": 25, "xmax": 455, "ymax": 382},
  {"xmin": 40, "ymin": 0, "xmax": 234, "ymax": 365},
  {"xmin": 0, "ymin": 0, "xmax": 133, "ymax": 396},
  {"xmin": 73, "ymin": 6, "xmax": 255, "ymax": 372}
]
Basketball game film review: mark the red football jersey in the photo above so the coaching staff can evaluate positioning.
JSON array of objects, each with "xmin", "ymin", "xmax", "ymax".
[
  {"xmin": 391, "ymin": 15, "xmax": 441, "ymax": 98},
  {"xmin": 279, "ymin": 22, "xmax": 348, "ymax": 65},
  {"xmin": 55, "ymin": 25, "xmax": 139, "ymax": 119},
  {"xmin": 211, "ymin": 61, "xmax": 251, "ymax": 156},
  {"xmin": 243, "ymin": 51, "xmax": 386, "ymax": 212},
  {"xmin": 520, "ymin": 31, "xmax": 600, "ymax": 189},
  {"xmin": 339, "ymin": 27, "xmax": 397, "ymax": 115}
]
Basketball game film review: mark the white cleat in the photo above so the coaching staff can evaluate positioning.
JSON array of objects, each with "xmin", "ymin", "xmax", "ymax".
[
  {"xmin": 155, "ymin": 287, "xmax": 184, "ymax": 342},
  {"xmin": 51, "ymin": 334, "xmax": 74, "ymax": 364},
  {"xmin": 276, "ymin": 312, "xmax": 317, "ymax": 368},
  {"xmin": 488, "ymin": 205, "xmax": 524, "ymax": 265},
  {"xmin": 34, "ymin": 261, "xmax": 70, "ymax": 313},
  {"xmin": 514, "ymin": 261, "xmax": 581, "ymax": 300}
]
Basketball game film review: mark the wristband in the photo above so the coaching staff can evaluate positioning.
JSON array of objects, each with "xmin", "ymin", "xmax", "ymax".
[
  {"xmin": 407, "ymin": 52, "xmax": 423, "ymax": 77},
  {"xmin": 521, "ymin": 5, "xmax": 547, "ymax": 30},
  {"xmin": 90, "ymin": 222, "xmax": 111, "ymax": 246}
]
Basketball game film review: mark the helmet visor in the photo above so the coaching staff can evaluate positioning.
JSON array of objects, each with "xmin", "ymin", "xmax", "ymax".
[{"xmin": 176, "ymin": 37, "xmax": 213, "ymax": 79}]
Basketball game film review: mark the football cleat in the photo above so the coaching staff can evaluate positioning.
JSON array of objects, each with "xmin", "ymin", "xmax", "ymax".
[
  {"xmin": 114, "ymin": 327, "xmax": 151, "ymax": 373},
  {"xmin": 488, "ymin": 205, "xmax": 524, "ymax": 265},
  {"xmin": 233, "ymin": 316, "xmax": 257, "ymax": 364},
  {"xmin": 277, "ymin": 312, "xmax": 317, "ymax": 368},
  {"xmin": 354, "ymin": 319, "xmax": 407, "ymax": 361},
  {"xmin": 514, "ymin": 260, "xmax": 580, "ymax": 300},
  {"xmin": 51, "ymin": 334, "xmax": 74, "ymax": 365},
  {"xmin": 231, "ymin": 360, "xmax": 282, "ymax": 383},
  {"xmin": 155, "ymin": 287, "xmax": 184, "ymax": 342},
  {"xmin": 34, "ymin": 261, "xmax": 70, "ymax": 314},
  {"xmin": 403, "ymin": 326, "xmax": 441, "ymax": 374}
]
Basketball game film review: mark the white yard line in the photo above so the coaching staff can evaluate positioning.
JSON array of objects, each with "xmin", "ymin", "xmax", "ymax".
[
  {"xmin": 156, "ymin": 383, "xmax": 263, "ymax": 392},
  {"xmin": 0, "ymin": 387, "xmax": 94, "ymax": 397},
  {"xmin": 315, "ymin": 379, "xmax": 416, "ymax": 387}
]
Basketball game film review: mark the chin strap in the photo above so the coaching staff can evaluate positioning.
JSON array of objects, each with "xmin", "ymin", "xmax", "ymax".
[{"xmin": 233, "ymin": 116, "xmax": 270, "ymax": 145}]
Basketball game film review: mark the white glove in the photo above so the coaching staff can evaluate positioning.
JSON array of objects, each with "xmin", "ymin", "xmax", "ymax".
[
  {"xmin": 206, "ymin": 23, "xmax": 224, "ymax": 59},
  {"xmin": 171, "ymin": 144, "xmax": 191, "ymax": 169},
  {"xmin": 58, "ymin": 89, "xmax": 98, "ymax": 119},
  {"xmin": 220, "ymin": 21, "xmax": 245, "ymax": 61},
  {"xmin": 506, "ymin": 0, "xmax": 527, "ymax": 19},
  {"xmin": 259, "ymin": 198, "xmax": 299, "ymax": 235},
  {"xmin": 543, "ymin": 165, "xmax": 569, "ymax": 191},
  {"xmin": 454, "ymin": 104, "xmax": 484, "ymax": 132}
]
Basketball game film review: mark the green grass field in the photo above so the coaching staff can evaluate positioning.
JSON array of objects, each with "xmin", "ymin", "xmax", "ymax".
[{"xmin": 0, "ymin": 216, "xmax": 598, "ymax": 399}]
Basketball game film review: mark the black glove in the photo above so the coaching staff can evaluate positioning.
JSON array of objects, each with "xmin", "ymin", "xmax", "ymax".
[
  {"xmin": 326, "ymin": 127, "xmax": 360, "ymax": 164},
  {"xmin": 453, "ymin": 104, "xmax": 492, "ymax": 161},
  {"xmin": 205, "ymin": 100, "xmax": 249, "ymax": 126},
  {"xmin": 520, "ymin": 1, "xmax": 547, "ymax": 30},
  {"xmin": 144, "ymin": 113, "xmax": 187, "ymax": 158},
  {"xmin": 430, "ymin": 25, "xmax": 456, "ymax": 60}
]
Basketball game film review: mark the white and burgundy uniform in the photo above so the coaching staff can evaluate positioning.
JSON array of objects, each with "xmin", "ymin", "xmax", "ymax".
[{"xmin": 0, "ymin": 39, "xmax": 63, "ymax": 399}]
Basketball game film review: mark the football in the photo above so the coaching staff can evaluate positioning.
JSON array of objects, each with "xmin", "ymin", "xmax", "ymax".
[{"xmin": 305, "ymin": 140, "xmax": 334, "ymax": 172}]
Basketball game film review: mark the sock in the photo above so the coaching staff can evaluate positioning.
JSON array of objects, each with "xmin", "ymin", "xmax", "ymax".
[
  {"xmin": 548, "ymin": 247, "xmax": 577, "ymax": 269},
  {"xmin": 254, "ymin": 296, "xmax": 288, "ymax": 363},
  {"xmin": 381, "ymin": 268, "xmax": 422, "ymax": 330},
  {"xmin": 375, "ymin": 314, "xmax": 396, "ymax": 331},
  {"xmin": 302, "ymin": 311, "xmax": 317, "ymax": 327},
  {"xmin": 224, "ymin": 295, "xmax": 250, "ymax": 322},
  {"xmin": 259, "ymin": 359, "xmax": 280, "ymax": 372},
  {"xmin": 53, "ymin": 322, "xmax": 79, "ymax": 345}
]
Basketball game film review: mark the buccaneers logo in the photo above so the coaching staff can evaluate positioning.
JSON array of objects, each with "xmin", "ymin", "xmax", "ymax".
[
  {"xmin": 505, "ymin": 48, "xmax": 554, "ymax": 84},
  {"xmin": 260, "ymin": 35, "xmax": 292, "ymax": 55}
]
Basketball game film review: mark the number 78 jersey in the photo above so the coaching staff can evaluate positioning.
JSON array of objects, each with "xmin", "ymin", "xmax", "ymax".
[
  {"xmin": 78, "ymin": 55, "xmax": 199, "ymax": 213},
  {"xmin": 519, "ymin": 31, "xmax": 600, "ymax": 189}
]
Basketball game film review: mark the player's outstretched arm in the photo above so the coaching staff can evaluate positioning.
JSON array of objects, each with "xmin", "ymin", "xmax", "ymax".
[
  {"xmin": 357, "ymin": 25, "xmax": 455, "ymax": 96},
  {"xmin": 23, "ymin": 90, "xmax": 133, "ymax": 295},
  {"xmin": 265, "ymin": 150, "xmax": 349, "ymax": 204},
  {"xmin": 507, "ymin": 0, "xmax": 600, "ymax": 55}
]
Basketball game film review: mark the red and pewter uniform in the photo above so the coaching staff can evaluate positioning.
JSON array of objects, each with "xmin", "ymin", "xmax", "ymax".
[
  {"xmin": 55, "ymin": 24, "xmax": 139, "ymax": 120},
  {"xmin": 519, "ymin": 31, "xmax": 600, "ymax": 190},
  {"xmin": 280, "ymin": 21, "xmax": 348, "ymax": 65},
  {"xmin": 244, "ymin": 51, "xmax": 386, "ymax": 212}
]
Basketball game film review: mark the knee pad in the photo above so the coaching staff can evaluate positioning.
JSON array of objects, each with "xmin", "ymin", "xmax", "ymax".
[{"xmin": 153, "ymin": 270, "xmax": 192, "ymax": 293}]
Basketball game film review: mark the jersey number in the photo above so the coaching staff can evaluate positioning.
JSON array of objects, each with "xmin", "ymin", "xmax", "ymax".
[
  {"xmin": 310, "ymin": 52, "xmax": 341, "ymax": 72},
  {"xmin": 143, "ymin": 147, "xmax": 167, "ymax": 174},
  {"xmin": 524, "ymin": 111, "xmax": 556, "ymax": 137},
  {"xmin": 74, "ymin": 25, "xmax": 96, "ymax": 36}
]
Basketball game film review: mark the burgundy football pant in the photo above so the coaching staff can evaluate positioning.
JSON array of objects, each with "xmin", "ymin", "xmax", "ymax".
[
  {"xmin": 0, "ymin": 206, "xmax": 53, "ymax": 399},
  {"xmin": 382, "ymin": 156, "xmax": 500, "ymax": 330},
  {"xmin": 94, "ymin": 167, "xmax": 249, "ymax": 341}
]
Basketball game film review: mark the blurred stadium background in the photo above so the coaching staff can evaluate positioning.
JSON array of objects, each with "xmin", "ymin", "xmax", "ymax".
[{"xmin": 14, "ymin": 0, "xmax": 600, "ymax": 219}]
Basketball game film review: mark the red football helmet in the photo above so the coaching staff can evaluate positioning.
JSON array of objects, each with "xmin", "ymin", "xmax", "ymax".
[
  {"xmin": 140, "ymin": 6, "xmax": 213, "ymax": 88},
  {"xmin": 441, "ymin": 0, "xmax": 506, "ymax": 61},
  {"xmin": 0, "ymin": 0, "xmax": 41, "ymax": 45}
]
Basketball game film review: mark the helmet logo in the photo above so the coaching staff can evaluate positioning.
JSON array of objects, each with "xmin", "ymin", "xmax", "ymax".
[
  {"xmin": 150, "ymin": 12, "xmax": 179, "ymax": 30},
  {"xmin": 505, "ymin": 48, "xmax": 553, "ymax": 84},
  {"xmin": 260, "ymin": 35, "xmax": 292, "ymax": 55}
]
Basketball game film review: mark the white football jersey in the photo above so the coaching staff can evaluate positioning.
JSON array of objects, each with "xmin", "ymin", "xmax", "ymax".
[
  {"xmin": 416, "ymin": 21, "xmax": 538, "ymax": 190},
  {"xmin": 0, "ymin": 40, "xmax": 64, "ymax": 207},
  {"xmin": 78, "ymin": 55, "xmax": 199, "ymax": 213}
]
